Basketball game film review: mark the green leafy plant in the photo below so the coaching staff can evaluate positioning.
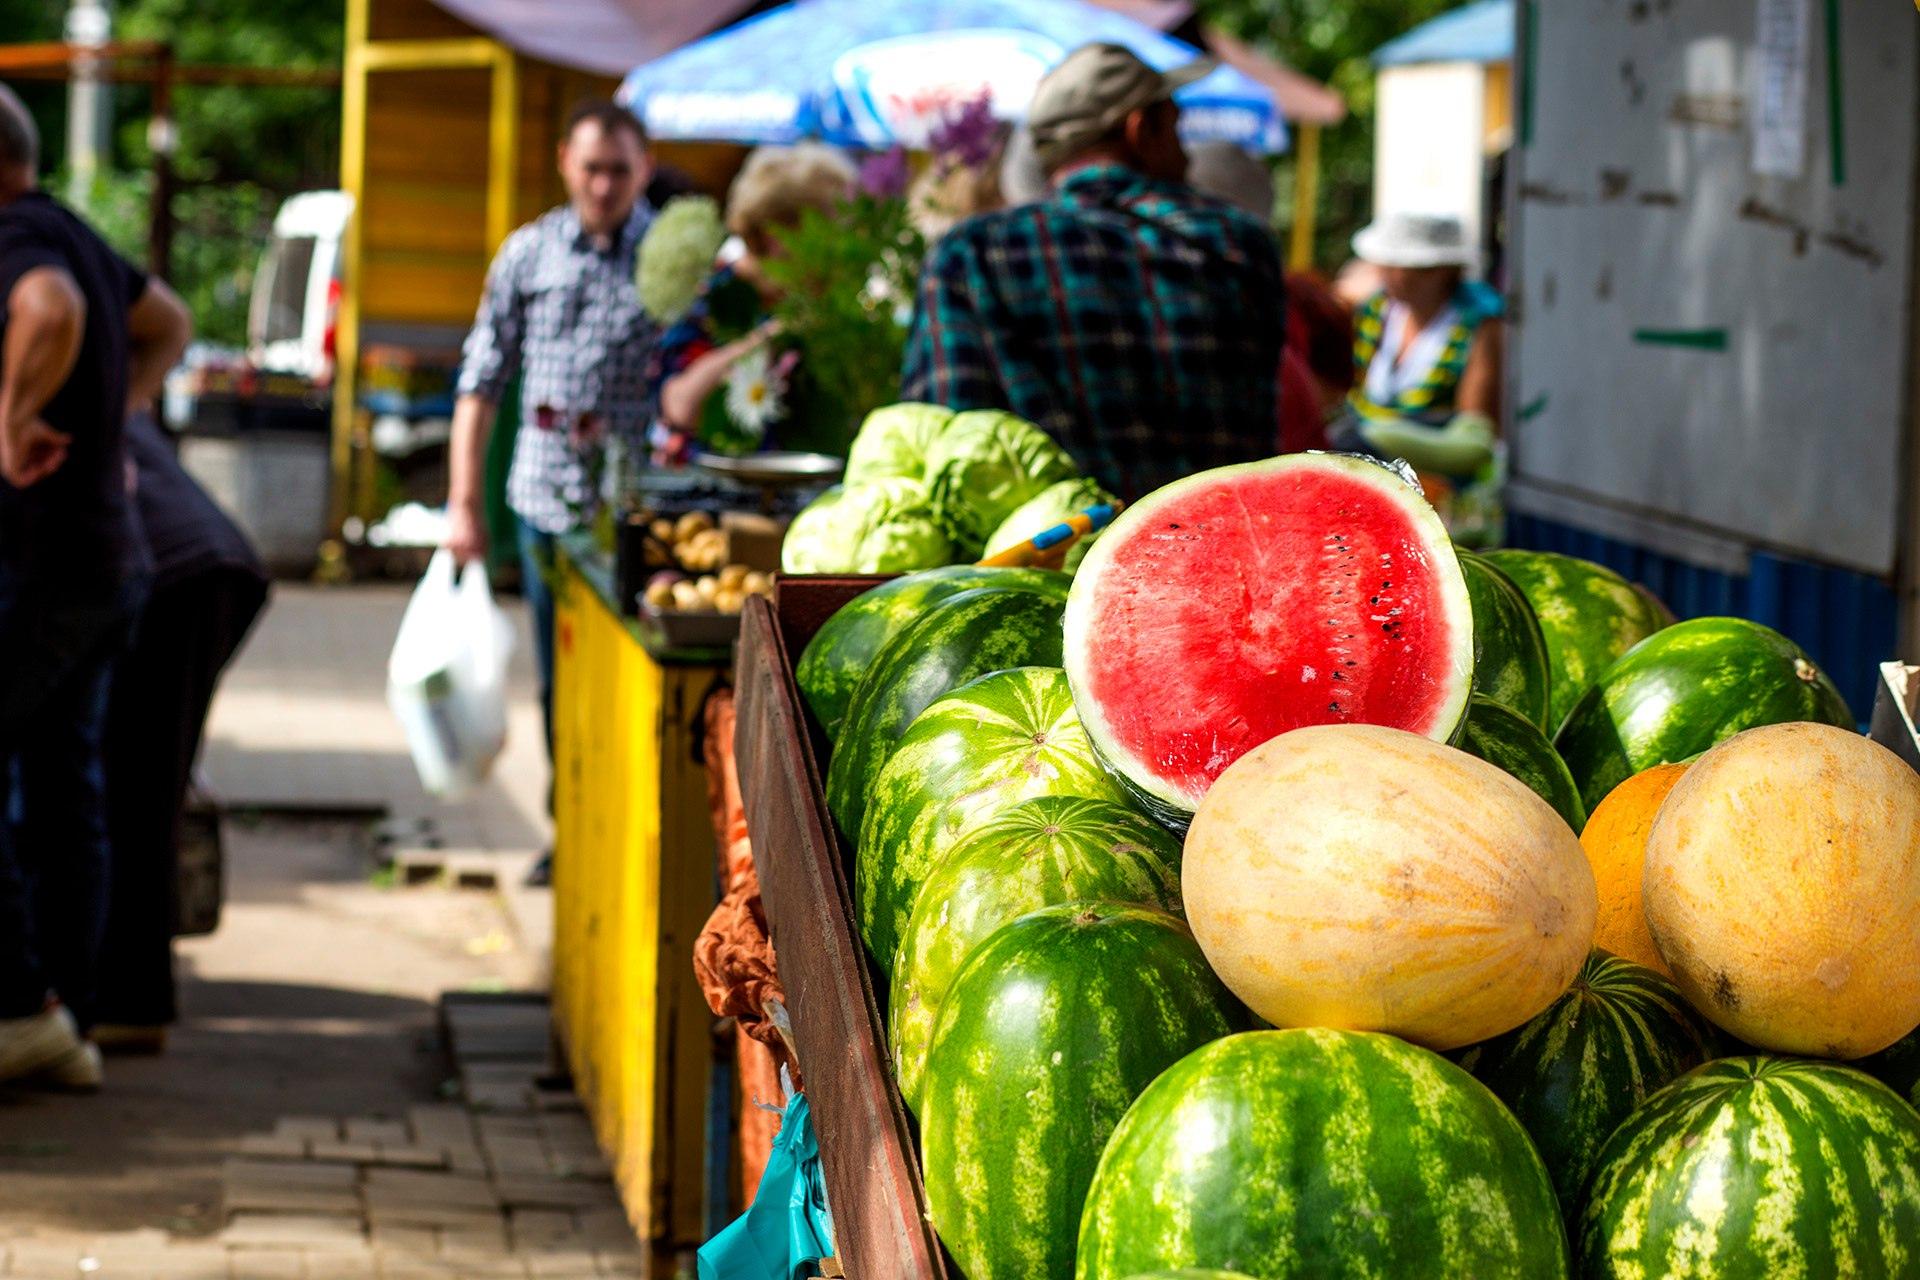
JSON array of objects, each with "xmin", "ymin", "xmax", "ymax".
[{"xmin": 760, "ymin": 195, "xmax": 926, "ymax": 457}]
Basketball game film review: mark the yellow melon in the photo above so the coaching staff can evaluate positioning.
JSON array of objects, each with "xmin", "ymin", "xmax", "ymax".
[
  {"xmin": 1579, "ymin": 763, "xmax": 1689, "ymax": 977},
  {"xmin": 1183, "ymin": 724, "xmax": 1597, "ymax": 1050},
  {"xmin": 1644, "ymin": 721, "xmax": 1920, "ymax": 1057}
]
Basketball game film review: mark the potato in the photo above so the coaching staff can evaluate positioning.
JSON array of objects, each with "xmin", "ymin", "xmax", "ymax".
[
  {"xmin": 649, "ymin": 517, "xmax": 675, "ymax": 543},
  {"xmin": 743, "ymin": 572, "xmax": 772, "ymax": 597},
  {"xmin": 718, "ymin": 563, "xmax": 750, "ymax": 590},
  {"xmin": 670, "ymin": 580, "xmax": 704, "ymax": 610},
  {"xmin": 644, "ymin": 581, "xmax": 675, "ymax": 609},
  {"xmin": 714, "ymin": 588, "xmax": 746, "ymax": 614},
  {"xmin": 674, "ymin": 511, "xmax": 715, "ymax": 542}
]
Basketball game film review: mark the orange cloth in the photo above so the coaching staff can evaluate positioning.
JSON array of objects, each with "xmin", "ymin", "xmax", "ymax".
[{"xmin": 695, "ymin": 688, "xmax": 790, "ymax": 1201}]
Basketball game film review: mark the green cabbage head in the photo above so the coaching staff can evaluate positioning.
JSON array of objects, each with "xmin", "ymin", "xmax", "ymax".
[
  {"xmin": 844, "ymin": 402, "xmax": 954, "ymax": 485},
  {"xmin": 982, "ymin": 476, "xmax": 1118, "ymax": 573},
  {"xmin": 923, "ymin": 410, "xmax": 1077, "ymax": 556},
  {"xmin": 780, "ymin": 479, "xmax": 954, "ymax": 574}
]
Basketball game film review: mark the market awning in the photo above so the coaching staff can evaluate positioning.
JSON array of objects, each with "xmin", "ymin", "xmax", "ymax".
[
  {"xmin": 1373, "ymin": 0, "xmax": 1515, "ymax": 68},
  {"xmin": 616, "ymin": 0, "xmax": 1289, "ymax": 154},
  {"xmin": 425, "ymin": 0, "xmax": 760, "ymax": 76}
]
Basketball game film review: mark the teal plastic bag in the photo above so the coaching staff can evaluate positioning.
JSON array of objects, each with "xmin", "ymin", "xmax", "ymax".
[{"xmin": 699, "ymin": 1091, "xmax": 835, "ymax": 1280}]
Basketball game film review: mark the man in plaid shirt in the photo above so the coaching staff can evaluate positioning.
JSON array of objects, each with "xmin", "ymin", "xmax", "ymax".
[
  {"xmin": 901, "ymin": 44, "xmax": 1285, "ymax": 500},
  {"xmin": 446, "ymin": 100, "xmax": 656, "ymax": 876}
]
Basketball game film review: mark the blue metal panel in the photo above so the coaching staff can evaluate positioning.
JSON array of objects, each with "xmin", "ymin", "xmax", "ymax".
[{"xmin": 1507, "ymin": 514, "xmax": 1895, "ymax": 721}]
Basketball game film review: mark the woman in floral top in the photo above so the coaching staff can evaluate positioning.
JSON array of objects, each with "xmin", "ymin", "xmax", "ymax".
[{"xmin": 650, "ymin": 144, "xmax": 855, "ymax": 459}]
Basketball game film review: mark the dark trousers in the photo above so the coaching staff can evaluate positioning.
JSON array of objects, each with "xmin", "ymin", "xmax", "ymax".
[
  {"xmin": 94, "ymin": 567, "xmax": 267, "ymax": 1026},
  {"xmin": 0, "ymin": 568, "xmax": 148, "ymax": 1030},
  {"xmin": 515, "ymin": 519, "xmax": 557, "ymax": 768}
]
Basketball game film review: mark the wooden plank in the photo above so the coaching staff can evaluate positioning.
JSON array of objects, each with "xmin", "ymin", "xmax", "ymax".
[{"xmin": 735, "ymin": 591, "xmax": 948, "ymax": 1280}]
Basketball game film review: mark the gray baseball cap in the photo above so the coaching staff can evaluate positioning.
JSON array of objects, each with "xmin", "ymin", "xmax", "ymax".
[{"xmin": 1027, "ymin": 43, "xmax": 1214, "ymax": 171}]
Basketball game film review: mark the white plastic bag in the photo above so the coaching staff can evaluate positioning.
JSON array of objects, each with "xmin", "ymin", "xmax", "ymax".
[{"xmin": 387, "ymin": 549, "xmax": 515, "ymax": 798}]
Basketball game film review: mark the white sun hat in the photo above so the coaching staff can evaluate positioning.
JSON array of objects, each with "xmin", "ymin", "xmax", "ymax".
[{"xmin": 1352, "ymin": 210, "xmax": 1476, "ymax": 269}]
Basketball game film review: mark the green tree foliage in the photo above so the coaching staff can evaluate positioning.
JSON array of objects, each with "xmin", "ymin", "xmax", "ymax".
[
  {"xmin": 1195, "ymin": 0, "xmax": 1468, "ymax": 269},
  {"xmin": 2, "ymin": 0, "xmax": 342, "ymax": 343}
]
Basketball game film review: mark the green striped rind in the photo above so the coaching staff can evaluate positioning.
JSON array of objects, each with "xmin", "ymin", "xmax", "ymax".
[
  {"xmin": 1483, "ymin": 550, "xmax": 1669, "ymax": 734},
  {"xmin": 1456, "ymin": 950, "xmax": 1713, "ymax": 1209},
  {"xmin": 889, "ymin": 795, "xmax": 1184, "ymax": 1108},
  {"xmin": 1578, "ymin": 1057, "xmax": 1920, "ymax": 1278},
  {"xmin": 795, "ymin": 566, "xmax": 1069, "ymax": 743},
  {"xmin": 1552, "ymin": 616, "xmax": 1855, "ymax": 814},
  {"xmin": 1076, "ymin": 1029, "xmax": 1570, "ymax": 1279},
  {"xmin": 922, "ymin": 906, "xmax": 1245, "ymax": 1280},
  {"xmin": 826, "ymin": 585, "xmax": 1068, "ymax": 838},
  {"xmin": 855, "ymin": 669, "xmax": 1129, "ymax": 971},
  {"xmin": 1457, "ymin": 695, "xmax": 1588, "ymax": 832},
  {"xmin": 1460, "ymin": 551, "xmax": 1554, "ymax": 730},
  {"xmin": 1124, "ymin": 1273, "xmax": 1258, "ymax": 1279}
]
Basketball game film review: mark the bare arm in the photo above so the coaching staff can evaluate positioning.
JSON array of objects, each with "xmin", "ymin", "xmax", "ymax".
[
  {"xmin": 1456, "ymin": 318, "xmax": 1505, "ymax": 432},
  {"xmin": 125, "ymin": 276, "xmax": 192, "ymax": 414},
  {"xmin": 0, "ymin": 266, "xmax": 86, "ymax": 488},
  {"xmin": 659, "ymin": 324, "xmax": 775, "ymax": 430},
  {"xmin": 445, "ymin": 393, "xmax": 498, "ymax": 563},
  {"xmin": 445, "ymin": 231, "xmax": 527, "ymax": 563}
]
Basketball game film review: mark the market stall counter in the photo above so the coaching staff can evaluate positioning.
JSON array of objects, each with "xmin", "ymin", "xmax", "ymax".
[{"xmin": 549, "ymin": 535, "xmax": 730, "ymax": 1260}]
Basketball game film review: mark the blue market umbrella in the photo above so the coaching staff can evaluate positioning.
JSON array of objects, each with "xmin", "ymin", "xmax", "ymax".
[{"xmin": 618, "ymin": 0, "xmax": 1287, "ymax": 154}]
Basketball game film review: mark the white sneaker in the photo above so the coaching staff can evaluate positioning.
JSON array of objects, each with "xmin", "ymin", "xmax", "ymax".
[{"xmin": 0, "ymin": 1004, "xmax": 102, "ymax": 1090}]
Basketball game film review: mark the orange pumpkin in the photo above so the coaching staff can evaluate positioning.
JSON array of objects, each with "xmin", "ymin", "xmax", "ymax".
[{"xmin": 1579, "ymin": 763, "xmax": 1689, "ymax": 976}]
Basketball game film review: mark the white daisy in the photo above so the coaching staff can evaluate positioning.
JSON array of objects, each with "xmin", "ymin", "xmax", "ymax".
[{"xmin": 724, "ymin": 344, "xmax": 784, "ymax": 441}]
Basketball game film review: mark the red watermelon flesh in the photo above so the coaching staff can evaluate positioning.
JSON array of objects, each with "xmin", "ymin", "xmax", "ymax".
[{"xmin": 1063, "ymin": 454, "xmax": 1474, "ymax": 823}]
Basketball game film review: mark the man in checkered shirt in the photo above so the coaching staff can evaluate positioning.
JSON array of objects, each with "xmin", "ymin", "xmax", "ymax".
[
  {"xmin": 445, "ymin": 100, "xmax": 657, "ymax": 818},
  {"xmin": 900, "ymin": 44, "xmax": 1285, "ymax": 500}
]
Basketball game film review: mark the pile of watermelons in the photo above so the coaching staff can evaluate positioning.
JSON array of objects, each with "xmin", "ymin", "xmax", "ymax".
[{"xmin": 789, "ymin": 452, "xmax": 1920, "ymax": 1280}]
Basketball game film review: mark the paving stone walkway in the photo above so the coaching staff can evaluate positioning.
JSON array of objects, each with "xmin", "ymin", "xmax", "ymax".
[
  {"xmin": 1, "ymin": 1001, "xmax": 641, "ymax": 1280},
  {"xmin": 0, "ymin": 586, "xmax": 613, "ymax": 1279}
]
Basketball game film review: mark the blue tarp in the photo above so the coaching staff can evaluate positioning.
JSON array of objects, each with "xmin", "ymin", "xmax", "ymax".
[
  {"xmin": 1374, "ymin": 0, "xmax": 1514, "ymax": 68},
  {"xmin": 618, "ymin": 0, "xmax": 1287, "ymax": 154}
]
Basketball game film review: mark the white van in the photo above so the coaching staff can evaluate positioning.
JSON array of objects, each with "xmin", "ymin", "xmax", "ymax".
[{"xmin": 247, "ymin": 190, "xmax": 353, "ymax": 381}]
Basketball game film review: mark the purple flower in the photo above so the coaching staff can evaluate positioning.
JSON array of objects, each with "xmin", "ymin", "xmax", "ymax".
[
  {"xmin": 859, "ymin": 146, "xmax": 911, "ymax": 198},
  {"xmin": 929, "ymin": 92, "xmax": 999, "ymax": 170}
]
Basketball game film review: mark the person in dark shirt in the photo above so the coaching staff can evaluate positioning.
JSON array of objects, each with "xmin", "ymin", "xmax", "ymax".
[
  {"xmin": 0, "ymin": 85, "xmax": 191, "ymax": 1090},
  {"xmin": 93, "ymin": 412, "xmax": 268, "ymax": 1050},
  {"xmin": 899, "ymin": 44, "xmax": 1286, "ymax": 500}
]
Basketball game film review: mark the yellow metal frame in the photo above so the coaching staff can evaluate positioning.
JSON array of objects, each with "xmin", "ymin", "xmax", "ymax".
[
  {"xmin": 330, "ymin": 0, "xmax": 523, "ymax": 538},
  {"xmin": 1288, "ymin": 122, "xmax": 1322, "ymax": 271}
]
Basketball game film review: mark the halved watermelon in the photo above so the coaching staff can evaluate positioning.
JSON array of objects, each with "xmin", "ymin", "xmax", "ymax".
[{"xmin": 1063, "ymin": 454, "xmax": 1475, "ymax": 825}]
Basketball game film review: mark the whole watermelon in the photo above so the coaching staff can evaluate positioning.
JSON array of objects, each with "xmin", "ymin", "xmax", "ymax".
[
  {"xmin": 826, "ymin": 585, "xmax": 1068, "ymax": 838},
  {"xmin": 922, "ymin": 905, "xmax": 1245, "ymax": 1280},
  {"xmin": 1580, "ymin": 1057, "xmax": 1920, "ymax": 1277},
  {"xmin": 795, "ymin": 566, "xmax": 1069, "ymax": 743},
  {"xmin": 1553, "ymin": 616, "xmax": 1853, "ymax": 813},
  {"xmin": 1459, "ymin": 551, "xmax": 1552, "ymax": 730},
  {"xmin": 1457, "ymin": 695, "xmax": 1587, "ymax": 831},
  {"xmin": 1483, "ymin": 550, "xmax": 1669, "ymax": 733},
  {"xmin": 890, "ymin": 795, "xmax": 1183, "ymax": 1107},
  {"xmin": 856, "ymin": 669, "xmax": 1129, "ymax": 970},
  {"xmin": 1456, "ymin": 949, "xmax": 1713, "ymax": 1209},
  {"xmin": 1076, "ymin": 1029, "xmax": 1570, "ymax": 1279}
]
